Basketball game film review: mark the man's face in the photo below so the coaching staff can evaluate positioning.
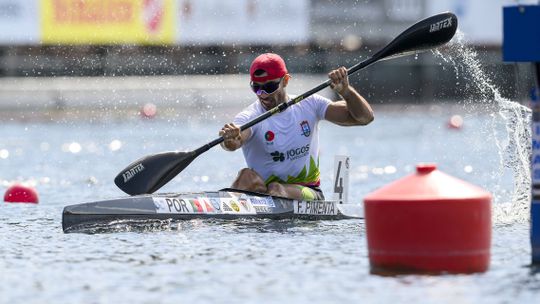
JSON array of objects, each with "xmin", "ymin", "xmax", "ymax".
[{"xmin": 251, "ymin": 77, "xmax": 285, "ymax": 110}]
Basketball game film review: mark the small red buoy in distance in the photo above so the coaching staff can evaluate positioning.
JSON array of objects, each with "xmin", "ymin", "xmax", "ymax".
[
  {"xmin": 364, "ymin": 163, "xmax": 491, "ymax": 275},
  {"xmin": 140, "ymin": 103, "xmax": 157, "ymax": 119},
  {"xmin": 447, "ymin": 114, "xmax": 463, "ymax": 129},
  {"xmin": 4, "ymin": 184, "xmax": 39, "ymax": 204}
]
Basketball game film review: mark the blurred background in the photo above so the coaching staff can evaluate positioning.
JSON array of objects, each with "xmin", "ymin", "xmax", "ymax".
[{"xmin": 0, "ymin": 0, "xmax": 538, "ymax": 117}]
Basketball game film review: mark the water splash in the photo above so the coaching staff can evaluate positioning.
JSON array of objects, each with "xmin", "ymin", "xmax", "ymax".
[{"xmin": 434, "ymin": 31, "xmax": 532, "ymax": 223}]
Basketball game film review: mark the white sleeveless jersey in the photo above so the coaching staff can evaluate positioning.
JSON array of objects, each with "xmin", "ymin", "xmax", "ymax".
[{"xmin": 233, "ymin": 94, "xmax": 331, "ymax": 186}]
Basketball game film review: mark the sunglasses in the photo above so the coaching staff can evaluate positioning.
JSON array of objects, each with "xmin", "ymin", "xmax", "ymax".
[{"xmin": 250, "ymin": 77, "xmax": 283, "ymax": 95}]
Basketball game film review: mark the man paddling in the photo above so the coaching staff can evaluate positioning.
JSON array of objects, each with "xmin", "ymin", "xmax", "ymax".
[{"xmin": 220, "ymin": 53, "xmax": 374, "ymax": 200}]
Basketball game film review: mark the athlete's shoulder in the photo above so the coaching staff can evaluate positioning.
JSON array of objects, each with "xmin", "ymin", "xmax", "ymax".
[
  {"xmin": 291, "ymin": 94, "xmax": 331, "ymax": 119},
  {"xmin": 292, "ymin": 93, "xmax": 331, "ymax": 105},
  {"xmin": 239, "ymin": 100, "xmax": 259, "ymax": 113},
  {"xmin": 309, "ymin": 93, "xmax": 332, "ymax": 103},
  {"xmin": 234, "ymin": 101, "xmax": 262, "ymax": 121}
]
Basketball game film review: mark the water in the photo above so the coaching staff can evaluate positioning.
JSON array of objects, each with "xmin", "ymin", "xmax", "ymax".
[
  {"xmin": 2, "ymin": 41, "xmax": 539, "ymax": 302},
  {"xmin": 1, "ymin": 106, "xmax": 537, "ymax": 303},
  {"xmin": 434, "ymin": 31, "xmax": 533, "ymax": 223},
  {"xmin": 0, "ymin": 106, "xmax": 518, "ymax": 208}
]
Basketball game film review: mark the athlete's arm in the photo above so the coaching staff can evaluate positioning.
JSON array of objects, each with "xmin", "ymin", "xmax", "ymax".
[{"xmin": 324, "ymin": 67, "xmax": 374, "ymax": 126}]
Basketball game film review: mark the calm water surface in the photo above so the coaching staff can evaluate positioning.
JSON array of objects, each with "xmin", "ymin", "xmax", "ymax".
[{"xmin": 1, "ymin": 104, "xmax": 538, "ymax": 303}]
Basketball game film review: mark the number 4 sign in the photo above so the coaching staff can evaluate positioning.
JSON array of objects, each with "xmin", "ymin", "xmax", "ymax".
[{"xmin": 333, "ymin": 155, "xmax": 350, "ymax": 204}]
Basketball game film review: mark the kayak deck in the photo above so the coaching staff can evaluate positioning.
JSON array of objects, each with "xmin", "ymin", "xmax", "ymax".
[{"xmin": 62, "ymin": 189, "xmax": 363, "ymax": 233}]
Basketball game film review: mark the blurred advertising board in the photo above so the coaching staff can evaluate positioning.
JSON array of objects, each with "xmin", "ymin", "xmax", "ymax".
[
  {"xmin": 1, "ymin": 0, "xmax": 308, "ymax": 46},
  {"xmin": 176, "ymin": 0, "xmax": 309, "ymax": 45},
  {"xmin": 41, "ymin": 0, "xmax": 175, "ymax": 45},
  {"xmin": 5, "ymin": 0, "xmax": 530, "ymax": 47},
  {"xmin": 427, "ymin": 0, "xmax": 538, "ymax": 45},
  {"xmin": 310, "ymin": 0, "xmax": 426, "ymax": 46},
  {"xmin": 0, "ymin": 0, "xmax": 39, "ymax": 44}
]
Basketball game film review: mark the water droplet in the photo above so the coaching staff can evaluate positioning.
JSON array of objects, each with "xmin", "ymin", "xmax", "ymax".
[
  {"xmin": 109, "ymin": 140, "xmax": 122, "ymax": 151},
  {"xmin": 0, "ymin": 149, "xmax": 9, "ymax": 159}
]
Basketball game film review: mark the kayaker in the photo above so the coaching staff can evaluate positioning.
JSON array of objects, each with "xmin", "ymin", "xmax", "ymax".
[{"xmin": 219, "ymin": 53, "xmax": 373, "ymax": 200}]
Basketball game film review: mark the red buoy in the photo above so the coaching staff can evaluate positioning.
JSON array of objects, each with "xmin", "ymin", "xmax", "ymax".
[
  {"xmin": 140, "ymin": 103, "xmax": 157, "ymax": 119},
  {"xmin": 364, "ymin": 164, "xmax": 491, "ymax": 275},
  {"xmin": 447, "ymin": 114, "xmax": 463, "ymax": 129},
  {"xmin": 4, "ymin": 184, "xmax": 39, "ymax": 204}
]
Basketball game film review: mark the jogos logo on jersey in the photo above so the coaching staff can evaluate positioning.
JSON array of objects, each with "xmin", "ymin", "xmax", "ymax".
[
  {"xmin": 271, "ymin": 144, "xmax": 310, "ymax": 162},
  {"xmin": 271, "ymin": 151, "xmax": 285, "ymax": 162}
]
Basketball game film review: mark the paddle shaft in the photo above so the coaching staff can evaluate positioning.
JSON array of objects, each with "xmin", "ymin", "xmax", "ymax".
[{"xmin": 194, "ymin": 55, "xmax": 379, "ymax": 156}]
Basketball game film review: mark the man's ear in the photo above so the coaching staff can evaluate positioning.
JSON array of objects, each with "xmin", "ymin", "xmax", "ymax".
[{"xmin": 283, "ymin": 74, "xmax": 291, "ymax": 87}]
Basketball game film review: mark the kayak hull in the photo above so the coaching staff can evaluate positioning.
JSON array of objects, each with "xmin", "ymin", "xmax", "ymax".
[{"xmin": 62, "ymin": 189, "xmax": 363, "ymax": 232}]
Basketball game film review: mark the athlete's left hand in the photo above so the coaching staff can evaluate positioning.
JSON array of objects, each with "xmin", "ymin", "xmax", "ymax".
[{"xmin": 328, "ymin": 67, "xmax": 350, "ymax": 96}]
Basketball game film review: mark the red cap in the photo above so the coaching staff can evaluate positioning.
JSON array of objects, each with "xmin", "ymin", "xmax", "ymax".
[{"xmin": 250, "ymin": 53, "xmax": 288, "ymax": 82}]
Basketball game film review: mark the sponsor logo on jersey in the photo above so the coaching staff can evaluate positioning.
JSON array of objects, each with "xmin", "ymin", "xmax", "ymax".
[
  {"xmin": 270, "ymin": 144, "xmax": 310, "ymax": 162},
  {"xmin": 300, "ymin": 120, "xmax": 311, "ymax": 137},
  {"xmin": 271, "ymin": 151, "xmax": 285, "ymax": 162}
]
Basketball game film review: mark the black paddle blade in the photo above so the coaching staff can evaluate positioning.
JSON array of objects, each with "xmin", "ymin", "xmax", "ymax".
[
  {"xmin": 375, "ymin": 12, "xmax": 458, "ymax": 61},
  {"xmin": 114, "ymin": 151, "xmax": 198, "ymax": 195}
]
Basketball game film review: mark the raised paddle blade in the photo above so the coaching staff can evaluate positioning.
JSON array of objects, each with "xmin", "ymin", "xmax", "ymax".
[
  {"xmin": 114, "ymin": 151, "xmax": 198, "ymax": 195},
  {"xmin": 374, "ymin": 12, "xmax": 458, "ymax": 61}
]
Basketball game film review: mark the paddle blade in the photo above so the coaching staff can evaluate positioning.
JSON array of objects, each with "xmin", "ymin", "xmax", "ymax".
[
  {"xmin": 375, "ymin": 12, "xmax": 458, "ymax": 61},
  {"xmin": 114, "ymin": 151, "xmax": 197, "ymax": 195}
]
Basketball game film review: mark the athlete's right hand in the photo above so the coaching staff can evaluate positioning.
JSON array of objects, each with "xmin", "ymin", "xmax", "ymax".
[
  {"xmin": 220, "ymin": 123, "xmax": 241, "ymax": 140},
  {"xmin": 219, "ymin": 123, "xmax": 242, "ymax": 150}
]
